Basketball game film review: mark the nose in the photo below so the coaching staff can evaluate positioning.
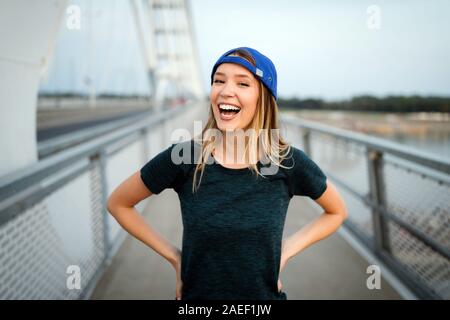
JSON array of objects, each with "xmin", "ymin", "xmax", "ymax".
[{"xmin": 219, "ymin": 82, "xmax": 236, "ymax": 98}]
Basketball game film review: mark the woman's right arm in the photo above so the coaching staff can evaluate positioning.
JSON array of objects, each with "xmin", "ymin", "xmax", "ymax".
[{"xmin": 106, "ymin": 171, "xmax": 183, "ymax": 298}]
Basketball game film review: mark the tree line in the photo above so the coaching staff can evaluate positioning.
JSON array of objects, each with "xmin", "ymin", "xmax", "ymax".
[{"xmin": 277, "ymin": 95, "xmax": 450, "ymax": 113}]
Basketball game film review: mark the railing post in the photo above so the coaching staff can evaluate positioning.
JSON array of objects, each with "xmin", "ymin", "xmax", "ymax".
[
  {"xmin": 301, "ymin": 128, "xmax": 311, "ymax": 156},
  {"xmin": 141, "ymin": 128, "xmax": 150, "ymax": 164},
  {"xmin": 366, "ymin": 148, "xmax": 391, "ymax": 254},
  {"xmin": 162, "ymin": 116, "xmax": 168, "ymax": 147},
  {"xmin": 98, "ymin": 150, "xmax": 112, "ymax": 262}
]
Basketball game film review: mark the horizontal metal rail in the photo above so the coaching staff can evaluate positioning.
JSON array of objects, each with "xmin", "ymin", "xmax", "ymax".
[
  {"xmin": 38, "ymin": 109, "xmax": 153, "ymax": 159},
  {"xmin": 281, "ymin": 115, "xmax": 450, "ymax": 175}
]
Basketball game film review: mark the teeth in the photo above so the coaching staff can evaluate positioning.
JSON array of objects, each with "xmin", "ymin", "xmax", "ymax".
[{"xmin": 219, "ymin": 104, "xmax": 241, "ymax": 111}]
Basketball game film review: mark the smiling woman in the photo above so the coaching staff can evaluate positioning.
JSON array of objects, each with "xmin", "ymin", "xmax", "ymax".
[
  {"xmin": 211, "ymin": 62, "xmax": 259, "ymax": 129},
  {"xmin": 107, "ymin": 46, "xmax": 348, "ymax": 301},
  {"xmin": 194, "ymin": 47, "xmax": 289, "ymax": 180}
]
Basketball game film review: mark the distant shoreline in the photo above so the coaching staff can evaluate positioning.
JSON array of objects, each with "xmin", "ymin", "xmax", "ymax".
[
  {"xmin": 282, "ymin": 109, "xmax": 450, "ymax": 137},
  {"xmin": 278, "ymin": 95, "xmax": 450, "ymax": 114}
]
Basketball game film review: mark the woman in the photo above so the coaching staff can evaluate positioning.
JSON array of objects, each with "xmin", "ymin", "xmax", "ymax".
[{"xmin": 107, "ymin": 47, "xmax": 348, "ymax": 300}]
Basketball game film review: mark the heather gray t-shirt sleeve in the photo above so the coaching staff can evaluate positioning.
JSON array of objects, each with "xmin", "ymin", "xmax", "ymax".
[
  {"xmin": 140, "ymin": 143, "xmax": 185, "ymax": 194},
  {"xmin": 287, "ymin": 147, "xmax": 328, "ymax": 199}
]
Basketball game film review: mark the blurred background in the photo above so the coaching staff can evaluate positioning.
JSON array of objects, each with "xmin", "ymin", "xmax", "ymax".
[{"xmin": 0, "ymin": 0, "xmax": 448, "ymax": 300}]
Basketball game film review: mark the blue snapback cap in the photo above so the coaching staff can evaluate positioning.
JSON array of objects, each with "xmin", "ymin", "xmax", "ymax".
[{"xmin": 210, "ymin": 47, "xmax": 278, "ymax": 100}]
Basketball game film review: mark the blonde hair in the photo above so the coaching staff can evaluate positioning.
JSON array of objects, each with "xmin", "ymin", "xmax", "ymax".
[{"xmin": 192, "ymin": 49, "xmax": 292, "ymax": 193}]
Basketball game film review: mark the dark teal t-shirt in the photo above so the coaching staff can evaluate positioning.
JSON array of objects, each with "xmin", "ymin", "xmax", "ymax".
[{"xmin": 140, "ymin": 139, "xmax": 327, "ymax": 300}]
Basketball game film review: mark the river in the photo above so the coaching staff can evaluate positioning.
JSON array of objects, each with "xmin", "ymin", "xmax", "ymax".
[{"xmin": 282, "ymin": 110, "xmax": 450, "ymax": 159}]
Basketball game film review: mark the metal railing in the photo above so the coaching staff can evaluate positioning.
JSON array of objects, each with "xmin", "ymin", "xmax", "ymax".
[
  {"xmin": 0, "ymin": 102, "xmax": 204, "ymax": 299},
  {"xmin": 281, "ymin": 113, "xmax": 450, "ymax": 299},
  {"xmin": 38, "ymin": 109, "xmax": 153, "ymax": 159}
]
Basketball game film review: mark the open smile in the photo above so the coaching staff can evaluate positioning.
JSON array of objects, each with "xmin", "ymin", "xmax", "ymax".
[{"xmin": 218, "ymin": 103, "xmax": 241, "ymax": 121}]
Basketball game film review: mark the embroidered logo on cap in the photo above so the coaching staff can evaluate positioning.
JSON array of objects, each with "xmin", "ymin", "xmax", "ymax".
[{"xmin": 256, "ymin": 68, "xmax": 263, "ymax": 77}]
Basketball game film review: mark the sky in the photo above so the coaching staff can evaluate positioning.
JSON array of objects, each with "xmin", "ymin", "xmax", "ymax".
[
  {"xmin": 39, "ymin": 0, "xmax": 450, "ymax": 101},
  {"xmin": 189, "ymin": 0, "xmax": 450, "ymax": 101}
]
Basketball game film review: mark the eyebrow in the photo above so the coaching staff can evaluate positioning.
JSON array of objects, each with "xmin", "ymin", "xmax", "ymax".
[{"xmin": 214, "ymin": 72, "xmax": 251, "ymax": 79}]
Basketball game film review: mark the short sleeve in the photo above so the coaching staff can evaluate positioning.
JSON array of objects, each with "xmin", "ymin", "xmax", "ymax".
[
  {"xmin": 285, "ymin": 146, "xmax": 328, "ymax": 199},
  {"xmin": 140, "ymin": 143, "xmax": 185, "ymax": 194}
]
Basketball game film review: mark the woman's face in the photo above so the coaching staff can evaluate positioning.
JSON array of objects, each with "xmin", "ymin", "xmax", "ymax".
[{"xmin": 210, "ymin": 63, "xmax": 259, "ymax": 132}]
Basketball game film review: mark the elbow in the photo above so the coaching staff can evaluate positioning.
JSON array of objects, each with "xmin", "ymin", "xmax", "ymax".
[
  {"xmin": 107, "ymin": 195, "xmax": 134, "ymax": 217},
  {"xmin": 340, "ymin": 204, "xmax": 349, "ymax": 222},
  {"xmin": 330, "ymin": 206, "xmax": 348, "ymax": 224},
  {"xmin": 325, "ymin": 209, "xmax": 347, "ymax": 223},
  {"xmin": 329, "ymin": 210, "xmax": 347, "ymax": 225},
  {"xmin": 106, "ymin": 196, "xmax": 117, "ymax": 216},
  {"xmin": 336, "ymin": 198, "xmax": 349, "ymax": 223}
]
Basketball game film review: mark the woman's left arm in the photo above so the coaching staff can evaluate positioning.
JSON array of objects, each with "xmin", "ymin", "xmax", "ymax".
[{"xmin": 280, "ymin": 180, "xmax": 348, "ymax": 272}]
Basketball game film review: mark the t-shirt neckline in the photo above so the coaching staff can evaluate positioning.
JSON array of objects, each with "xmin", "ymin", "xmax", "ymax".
[{"xmin": 210, "ymin": 152, "xmax": 260, "ymax": 175}]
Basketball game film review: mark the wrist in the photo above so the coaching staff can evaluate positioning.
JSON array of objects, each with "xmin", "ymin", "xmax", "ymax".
[
  {"xmin": 167, "ymin": 247, "xmax": 182, "ymax": 268},
  {"xmin": 281, "ymin": 238, "xmax": 294, "ymax": 261}
]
